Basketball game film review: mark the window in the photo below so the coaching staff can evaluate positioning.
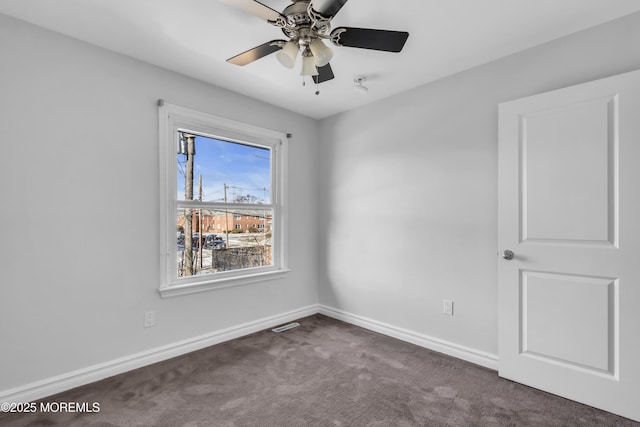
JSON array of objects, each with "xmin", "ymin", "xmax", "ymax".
[{"xmin": 159, "ymin": 102, "xmax": 288, "ymax": 297}]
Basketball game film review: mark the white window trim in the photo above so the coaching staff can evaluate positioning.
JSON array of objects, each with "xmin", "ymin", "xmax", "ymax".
[{"xmin": 158, "ymin": 101, "xmax": 289, "ymax": 298}]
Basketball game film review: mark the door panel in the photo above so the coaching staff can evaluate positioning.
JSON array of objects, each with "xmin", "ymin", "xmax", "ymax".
[
  {"xmin": 521, "ymin": 95, "xmax": 617, "ymax": 245},
  {"xmin": 521, "ymin": 270, "xmax": 616, "ymax": 375},
  {"xmin": 498, "ymin": 69, "xmax": 640, "ymax": 421}
]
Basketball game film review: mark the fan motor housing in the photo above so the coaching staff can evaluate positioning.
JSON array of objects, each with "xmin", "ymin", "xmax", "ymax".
[
  {"xmin": 283, "ymin": 1, "xmax": 311, "ymax": 27},
  {"xmin": 281, "ymin": 0, "xmax": 331, "ymax": 41}
]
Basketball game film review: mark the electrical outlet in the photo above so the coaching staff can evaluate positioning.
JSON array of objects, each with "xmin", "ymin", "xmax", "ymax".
[
  {"xmin": 144, "ymin": 311, "xmax": 155, "ymax": 328},
  {"xmin": 443, "ymin": 300, "xmax": 454, "ymax": 316}
]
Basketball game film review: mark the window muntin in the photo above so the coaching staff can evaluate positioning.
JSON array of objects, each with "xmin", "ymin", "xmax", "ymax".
[{"xmin": 159, "ymin": 102, "xmax": 288, "ymax": 296}]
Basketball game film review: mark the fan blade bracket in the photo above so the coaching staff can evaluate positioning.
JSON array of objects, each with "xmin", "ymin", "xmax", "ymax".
[
  {"xmin": 307, "ymin": 3, "xmax": 331, "ymax": 24},
  {"xmin": 306, "ymin": 5, "xmax": 332, "ymax": 35},
  {"xmin": 267, "ymin": 16, "xmax": 288, "ymax": 29},
  {"xmin": 330, "ymin": 28, "xmax": 347, "ymax": 46},
  {"xmin": 308, "ymin": 0, "xmax": 349, "ymax": 20}
]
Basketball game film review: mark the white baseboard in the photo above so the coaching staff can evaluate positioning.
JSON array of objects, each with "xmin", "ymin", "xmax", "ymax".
[
  {"xmin": 2, "ymin": 303, "xmax": 498, "ymax": 403},
  {"xmin": 318, "ymin": 305, "xmax": 499, "ymax": 371},
  {"xmin": 0, "ymin": 305, "xmax": 319, "ymax": 404}
]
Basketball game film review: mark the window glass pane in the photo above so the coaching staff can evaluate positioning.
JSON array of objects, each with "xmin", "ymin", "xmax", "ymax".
[
  {"xmin": 176, "ymin": 208, "xmax": 273, "ymax": 278},
  {"xmin": 177, "ymin": 134, "xmax": 271, "ymax": 204}
]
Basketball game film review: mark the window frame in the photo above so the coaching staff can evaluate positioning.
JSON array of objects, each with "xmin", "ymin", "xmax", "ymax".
[{"xmin": 158, "ymin": 102, "xmax": 289, "ymax": 298}]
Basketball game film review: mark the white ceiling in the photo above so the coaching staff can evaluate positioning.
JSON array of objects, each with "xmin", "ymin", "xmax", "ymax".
[{"xmin": 2, "ymin": 0, "xmax": 640, "ymax": 119}]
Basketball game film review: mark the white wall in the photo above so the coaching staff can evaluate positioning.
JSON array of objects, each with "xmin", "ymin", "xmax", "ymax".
[
  {"xmin": 0, "ymin": 14, "xmax": 320, "ymax": 392},
  {"xmin": 318, "ymin": 12, "xmax": 640, "ymax": 357}
]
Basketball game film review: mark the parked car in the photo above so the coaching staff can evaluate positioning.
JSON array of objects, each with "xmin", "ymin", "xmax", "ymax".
[
  {"xmin": 178, "ymin": 233, "xmax": 225, "ymax": 251},
  {"xmin": 203, "ymin": 234, "xmax": 225, "ymax": 249}
]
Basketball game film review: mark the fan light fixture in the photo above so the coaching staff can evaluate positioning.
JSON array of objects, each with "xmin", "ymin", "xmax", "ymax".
[
  {"xmin": 276, "ymin": 40, "xmax": 299, "ymax": 68},
  {"xmin": 277, "ymin": 39, "xmax": 333, "ymax": 75},
  {"xmin": 300, "ymin": 49, "xmax": 319, "ymax": 76},
  {"xmin": 309, "ymin": 39, "xmax": 333, "ymax": 67}
]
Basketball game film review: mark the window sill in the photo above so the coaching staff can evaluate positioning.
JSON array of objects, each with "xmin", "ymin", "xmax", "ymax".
[{"xmin": 158, "ymin": 269, "xmax": 291, "ymax": 298}]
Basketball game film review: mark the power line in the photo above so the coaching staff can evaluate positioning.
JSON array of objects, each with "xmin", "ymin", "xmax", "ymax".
[{"xmin": 227, "ymin": 185, "xmax": 270, "ymax": 192}]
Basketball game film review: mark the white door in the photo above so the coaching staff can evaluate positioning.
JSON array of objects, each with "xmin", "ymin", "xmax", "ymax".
[{"xmin": 498, "ymin": 69, "xmax": 640, "ymax": 421}]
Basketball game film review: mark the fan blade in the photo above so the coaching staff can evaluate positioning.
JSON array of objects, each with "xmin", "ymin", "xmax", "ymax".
[
  {"xmin": 309, "ymin": 0, "xmax": 348, "ymax": 19},
  {"xmin": 331, "ymin": 27, "xmax": 409, "ymax": 52},
  {"xmin": 220, "ymin": 0, "xmax": 287, "ymax": 26},
  {"xmin": 313, "ymin": 63, "xmax": 335, "ymax": 84},
  {"xmin": 227, "ymin": 40, "xmax": 285, "ymax": 66}
]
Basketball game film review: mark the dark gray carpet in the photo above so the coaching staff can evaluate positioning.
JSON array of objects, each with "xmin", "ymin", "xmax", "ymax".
[{"xmin": 1, "ymin": 314, "xmax": 637, "ymax": 426}]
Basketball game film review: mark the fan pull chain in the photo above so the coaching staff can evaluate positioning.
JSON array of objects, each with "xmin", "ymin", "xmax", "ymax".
[{"xmin": 300, "ymin": 76, "xmax": 320, "ymax": 95}]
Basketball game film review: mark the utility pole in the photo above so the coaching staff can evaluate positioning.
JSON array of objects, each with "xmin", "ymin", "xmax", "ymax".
[
  {"xmin": 198, "ymin": 174, "xmax": 203, "ymax": 269},
  {"xmin": 263, "ymin": 187, "xmax": 267, "ymax": 244},
  {"xmin": 224, "ymin": 183, "xmax": 230, "ymax": 249},
  {"xmin": 183, "ymin": 133, "xmax": 195, "ymax": 276}
]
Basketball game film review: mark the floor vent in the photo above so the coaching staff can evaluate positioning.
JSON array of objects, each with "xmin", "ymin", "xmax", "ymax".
[{"xmin": 272, "ymin": 322, "xmax": 300, "ymax": 333}]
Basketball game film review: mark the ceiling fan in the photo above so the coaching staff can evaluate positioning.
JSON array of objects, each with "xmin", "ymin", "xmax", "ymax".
[{"xmin": 223, "ymin": 0, "xmax": 409, "ymax": 87}]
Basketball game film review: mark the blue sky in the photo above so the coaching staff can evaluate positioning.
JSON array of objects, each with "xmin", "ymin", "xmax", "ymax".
[{"xmin": 177, "ymin": 134, "xmax": 271, "ymax": 203}]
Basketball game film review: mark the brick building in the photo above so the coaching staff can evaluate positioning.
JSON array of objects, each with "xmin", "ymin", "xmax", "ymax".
[{"xmin": 177, "ymin": 209, "xmax": 271, "ymax": 234}]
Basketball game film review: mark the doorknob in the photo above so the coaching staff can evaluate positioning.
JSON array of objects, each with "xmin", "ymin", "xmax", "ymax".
[{"xmin": 500, "ymin": 250, "xmax": 514, "ymax": 260}]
